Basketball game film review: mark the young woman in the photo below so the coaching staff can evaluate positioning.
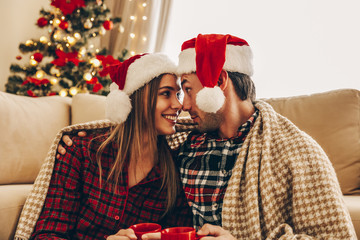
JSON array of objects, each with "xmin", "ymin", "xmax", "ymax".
[{"xmin": 28, "ymin": 53, "xmax": 193, "ymax": 240}]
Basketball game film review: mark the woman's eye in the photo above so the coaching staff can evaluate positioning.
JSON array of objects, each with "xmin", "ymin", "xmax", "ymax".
[{"xmin": 160, "ymin": 91, "xmax": 170, "ymax": 96}]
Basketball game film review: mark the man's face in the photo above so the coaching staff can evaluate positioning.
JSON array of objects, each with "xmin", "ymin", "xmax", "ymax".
[{"xmin": 181, "ymin": 73, "xmax": 222, "ymax": 132}]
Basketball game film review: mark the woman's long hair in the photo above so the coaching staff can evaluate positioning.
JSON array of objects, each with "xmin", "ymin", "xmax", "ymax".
[{"xmin": 95, "ymin": 74, "xmax": 179, "ymax": 214}]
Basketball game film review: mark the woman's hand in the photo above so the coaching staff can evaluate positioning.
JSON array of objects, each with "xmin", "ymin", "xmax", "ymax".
[
  {"xmin": 197, "ymin": 224, "xmax": 236, "ymax": 240},
  {"xmin": 141, "ymin": 232, "xmax": 161, "ymax": 240},
  {"xmin": 106, "ymin": 228, "xmax": 137, "ymax": 240},
  {"xmin": 56, "ymin": 131, "xmax": 87, "ymax": 159}
]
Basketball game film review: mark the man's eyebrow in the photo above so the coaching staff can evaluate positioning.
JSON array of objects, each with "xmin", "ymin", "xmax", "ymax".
[{"xmin": 181, "ymin": 79, "xmax": 188, "ymax": 86}]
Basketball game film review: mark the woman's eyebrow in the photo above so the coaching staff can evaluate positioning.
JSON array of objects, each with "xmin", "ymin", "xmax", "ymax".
[{"xmin": 159, "ymin": 86, "xmax": 180, "ymax": 91}]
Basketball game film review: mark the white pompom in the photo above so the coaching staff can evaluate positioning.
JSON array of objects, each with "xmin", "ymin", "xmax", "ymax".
[
  {"xmin": 105, "ymin": 89, "xmax": 132, "ymax": 123},
  {"xmin": 196, "ymin": 86, "xmax": 225, "ymax": 113}
]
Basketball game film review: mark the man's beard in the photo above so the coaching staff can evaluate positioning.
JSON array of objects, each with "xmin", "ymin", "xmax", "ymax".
[{"xmin": 196, "ymin": 111, "xmax": 223, "ymax": 133}]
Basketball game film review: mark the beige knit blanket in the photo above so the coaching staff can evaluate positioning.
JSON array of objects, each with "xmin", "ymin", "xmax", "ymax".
[
  {"xmin": 14, "ymin": 101, "xmax": 356, "ymax": 239},
  {"xmin": 222, "ymin": 101, "xmax": 357, "ymax": 239}
]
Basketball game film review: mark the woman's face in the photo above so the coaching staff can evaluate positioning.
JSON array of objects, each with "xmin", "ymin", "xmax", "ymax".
[{"xmin": 155, "ymin": 74, "xmax": 182, "ymax": 135}]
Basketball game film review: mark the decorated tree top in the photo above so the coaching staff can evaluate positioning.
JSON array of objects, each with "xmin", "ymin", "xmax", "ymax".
[{"xmin": 6, "ymin": 0, "xmax": 127, "ymax": 97}]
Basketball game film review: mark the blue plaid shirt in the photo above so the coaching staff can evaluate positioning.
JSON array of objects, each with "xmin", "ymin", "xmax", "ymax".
[{"xmin": 177, "ymin": 110, "xmax": 258, "ymax": 229}]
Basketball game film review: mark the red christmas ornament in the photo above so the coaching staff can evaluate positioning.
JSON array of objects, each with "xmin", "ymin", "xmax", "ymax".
[
  {"xmin": 103, "ymin": 20, "xmax": 113, "ymax": 30},
  {"xmin": 37, "ymin": 17, "xmax": 48, "ymax": 27},
  {"xmin": 33, "ymin": 52, "xmax": 44, "ymax": 62},
  {"xmin": 59, "ymin": 20, "xmax": 69, "ymax": 30},
  {"xmin": 16, "ymin": 55, "xmax": 22, "ymax": 60},
  {"xmin": 93, "ymin": 82, "xmax": 103, "ymax": 93}
]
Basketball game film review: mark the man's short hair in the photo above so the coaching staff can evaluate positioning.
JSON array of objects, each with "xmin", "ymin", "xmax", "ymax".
[{"xmin": 227, "ymin": 71, "xmax": 256, "ymax": 102}]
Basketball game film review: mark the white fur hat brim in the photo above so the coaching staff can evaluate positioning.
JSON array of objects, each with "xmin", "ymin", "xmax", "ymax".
[
  {"xmin": 124, "ymin": 53, "xmax": 177, "ymax": 95},
  {"xmin": 177, "ymin": 45, "xmax": 253, "ymax": 76}
]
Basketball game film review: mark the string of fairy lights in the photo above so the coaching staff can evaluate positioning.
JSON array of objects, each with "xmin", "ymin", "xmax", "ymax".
[
  {"xmin": 19, "ymin": 0, "xmax": 149, "ymax": 97},
  {"xmin": 123, "ymin": 0, "xmax": 149, "ymax": 57}
]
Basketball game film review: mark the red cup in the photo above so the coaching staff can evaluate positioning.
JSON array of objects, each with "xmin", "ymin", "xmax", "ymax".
[
  {"xmin": 161, "ymin": 227, "xmax": 204, "ymax": 240},
  {"xmin": 129, "ymin": 223, "xmax": 162, "ymax": 239}
]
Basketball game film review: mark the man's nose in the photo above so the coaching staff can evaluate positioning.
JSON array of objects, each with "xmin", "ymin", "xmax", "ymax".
[{"xmin": 182, "ymin": 95, "xmax": 191, "ymax": 111}]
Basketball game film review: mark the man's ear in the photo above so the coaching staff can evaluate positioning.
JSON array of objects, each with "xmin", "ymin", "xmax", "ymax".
[{"xmin": 218, "ymin": 70, "xmax": 229, "ymax": 90}]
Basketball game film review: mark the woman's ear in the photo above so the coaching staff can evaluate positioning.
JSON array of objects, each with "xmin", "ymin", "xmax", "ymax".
[{"xmin": 218, "ymin": 70, "xmax": 229, "ymax": 90}]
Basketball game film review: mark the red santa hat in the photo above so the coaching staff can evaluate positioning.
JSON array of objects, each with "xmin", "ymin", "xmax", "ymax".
[
  {"xmin": 177, "ymin": 34, "xmax": 253, "ymax": 113},
  {"xmin": 105, "ymin": 53, "xmax": 177, "ymax": 123}
]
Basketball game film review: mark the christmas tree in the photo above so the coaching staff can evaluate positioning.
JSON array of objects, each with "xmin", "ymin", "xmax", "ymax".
[{"xmin": 6, "ymin": 0, "xmax": 127, "ymax": 97}]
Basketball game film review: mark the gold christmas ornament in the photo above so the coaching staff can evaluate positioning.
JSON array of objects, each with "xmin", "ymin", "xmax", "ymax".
[
  {"xmin": 74, "ymin": 32, "xmax": 81, "ymax": 40},
  {"xmin": 50, "ymin": 77, "xmax": 58, "ymax": 85},
  {"xmin": 83, "ymin": 72, "xmax": 93, "ymax": 81},
  {"xmin": 69, "ymin": 87, "xmax": 79, "ymax": 96},
  {"xmin": 56, "ymin": 44, "xmax": 64, "ymax": 50},
  {"xmin": 40, "ymin": 36, "xmax": 48, "ymax": 43},
  {"xmin": 25, "ymin": 40, "xmax": 34, "ymax": 46},
  {"xmin": 59, "ymin": 89, "xmax": 68, "ymax": 97},
  {"xmin": 90, "ymin": 58, "xmax": 101, "ymax": 67},
  {"xmin": 53, "ymin": 18, "xmax": 61, "ymax": 27},
  {"xmin": 53, "ymin": 30, "xmax": 61, "ymax": 40},
  {"xmin": 84, "ymin": 19, "xmax": 93, "ymax": 29},
  {"xmin": 67, "ymin": 36, "xmax": 76, "ymax": 45},
  {"xmin": 29, "ymin": 59, "xmax": 38, "ymax": 66},
  {"xmin": 35, "ymin": 70, "xmax": 45, "ymax": 79}
]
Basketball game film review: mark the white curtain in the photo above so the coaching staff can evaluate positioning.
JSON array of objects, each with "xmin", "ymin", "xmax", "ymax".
[{"xmin": 100, "ymin": 0, "xmax": 172, "ymax": 58}]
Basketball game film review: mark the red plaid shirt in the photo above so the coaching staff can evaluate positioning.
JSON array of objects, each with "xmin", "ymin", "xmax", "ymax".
[{"xmin": 31, "ymin": 128, "xmax": 192, "ymax": 240}]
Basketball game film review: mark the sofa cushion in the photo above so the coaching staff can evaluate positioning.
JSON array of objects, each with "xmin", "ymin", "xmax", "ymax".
[
  {"xmin": 343, "ymin": 195, "xmax": 360, "ymax": 238},
  {"xmin": 263, "ymin": 89, "xmax": 360, "ymax": 195},
  {"xmin": 0, "ymin": 92, "xmax": 71, "ymax": 184},
  {"xmin": 0, "ymin": 184, "xmax": 33, "ymax": 240},
  {"xmin": 71, "ymin": 93, "xmax": 106, "ymax": 124}
]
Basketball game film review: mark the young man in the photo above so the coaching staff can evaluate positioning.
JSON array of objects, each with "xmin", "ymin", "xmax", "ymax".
[
  {"xmin": 57, "ymin": 34, "xmax": 356, "ymax": 239},
  {"xmin": 174, "ymin": 34, "xmax": 356, "ymax": 239}
]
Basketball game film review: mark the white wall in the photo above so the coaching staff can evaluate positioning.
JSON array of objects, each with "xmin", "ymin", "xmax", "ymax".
[
  {"xmin": 0, "ymin": 0, "xmax": 48, "ymax": 91},
  {"xmin": 163, "ymin": 0, "xmax": 360, "ymax": 98}
]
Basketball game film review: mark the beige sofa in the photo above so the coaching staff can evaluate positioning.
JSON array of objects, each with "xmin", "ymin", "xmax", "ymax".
[{"xmin": 0, "ymin": 89, "xmax": 359, "ymax": 239}]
